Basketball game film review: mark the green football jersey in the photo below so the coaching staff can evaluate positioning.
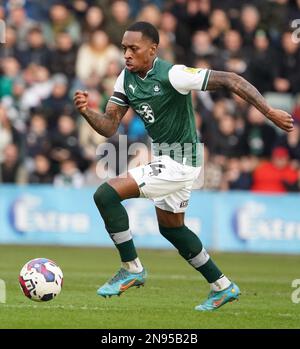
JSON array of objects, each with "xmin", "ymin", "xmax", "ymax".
[{"xmin": 110, "ymin": 58, "xmax": 210, "ymax": 167}]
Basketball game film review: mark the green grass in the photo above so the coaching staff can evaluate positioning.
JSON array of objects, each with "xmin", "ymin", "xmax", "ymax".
[{"xmin": 0, "ymin": 245, "xmax": 300, "ymax": 329}]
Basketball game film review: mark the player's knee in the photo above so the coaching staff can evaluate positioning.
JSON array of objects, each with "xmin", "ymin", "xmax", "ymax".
[
  {"xmin": 93, "ymin": 182, "xmax": 120, "ymax": 212},
  {"xmin": 159, "ymin": 224, "xmax": 181, "ymax": 239}
]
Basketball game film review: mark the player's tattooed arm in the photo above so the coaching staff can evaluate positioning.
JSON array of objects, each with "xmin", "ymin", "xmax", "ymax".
[
  {"xmin": 81, "ymin": 102, "xmax": 127, "ymax": 137},
  {"xmin": 74, "ymin": 90, "xmax": 128, "ymax": 137},
  {"xmin": 206, "ymin": 71, "xmax": 294, "ymax": 132}
]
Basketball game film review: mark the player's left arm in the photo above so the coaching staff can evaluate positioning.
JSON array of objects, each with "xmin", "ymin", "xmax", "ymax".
[{"xmin": 206, "ymin": 70, "xmax": 294, "ymax": 132}]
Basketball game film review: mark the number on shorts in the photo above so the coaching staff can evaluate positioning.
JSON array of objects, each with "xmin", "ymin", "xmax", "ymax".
[{"xmin": 149, "ymin": 162, "xmax": 166, "ymax": 176}]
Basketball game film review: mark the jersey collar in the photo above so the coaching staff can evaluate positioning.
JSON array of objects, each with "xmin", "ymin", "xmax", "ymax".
[{"xmin": 137, "ymin": 57, "xmax": 158, "ymax": 80}]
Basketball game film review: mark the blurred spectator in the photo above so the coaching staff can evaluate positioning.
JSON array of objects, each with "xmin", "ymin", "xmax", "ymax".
[
  {"xmin": 128, "ymin": 0, "xmax": 163, "ymax": 19},
  {"xmin": 42, "ymin": 73, "xmax": 74, "ymax": 130},
  {"xmin": 247, "ymin": 30, "xmax": 277, "ymax": 93},
  {"xmin": 277, "ymin": 124, "xmax": 300, "ymax": 161},
  {"xmin": 75, "ymin": 30, "xmax": 120, "ymax": 82},
  {"xmin": 136, "ymin": 4, "xmax": 162, "ymax": 27},
  {"xmin": 273, "ymin": 31, "xmax": 300, "ymax": 94},
  {"xmin": 0, "ymin": 105, "xmax": 14, "ymax": 162},
  {"xmin": 208, "ymin": 9, "xmax": 230, "ymax": 47},
  {"xmin": 18, "ymin": 26, "xmax": 50, "ymax": 68},
  {"xmin": 71, "ymin": 0, "xmax": 93, "ymax": 22},
  {"xmin": 28, "ymin": 154, "xmax": 53, "ymax": 184},
  {"xmin": 221, "ymin": 157, "xmax": 253, "ymax": 190},
  {"xmin": 263, "ymin": 0, "xmax": 289, "ymax": 43},
  {"xmin": 201, "ymin": 98, "xmax": 235, "ymax": 151},
  {"xmin": 0, "ymin": 143, "xmax": 27, "ymax": 183},
  {"xmin": 188, "ymin": 30, "xmax": 219, "ymax": 67},
  {"xmin": 222, "ymin": 30, "xmax": 247, "ymax": 75},
  {"xmin": 213, "ymin": 114, "xmax": 246, "ymax": 157},
  {"xmin": 159, "ymin": 11, "xmax": 188, "ymax": 61},
  {"xmin": 54, "ymin": 158, "xmax": 84, "ymax": 188},
  {"xmin": 185, "ymin": 0, "xmax": 211, "ymax": 32},
  {"xmin": 50, "ymin": 32, "xmax": 78, "ymax": 81},
  {"xmin": 43, "ymin": 3, "xmax": 81, "ymax": 47},
  {"xmin": 7, "ymin": 3, "xmax": 37, "ymax": 50},
  {"xmin": 244, "ymin": 106, "xmax": 277, "ymax": 157},
  {"xmin": 20, "ymin": 64, "xmax": 52, "ymax": 111},
  {"xmin": 1, "ymin": 77, "xmax": 27, "ymax": 131},
  {"xmin": 0, "ymin": 5, "xmax": 4, "ymax": 20},
  {"xmin": 251, "ymin": 146, "xmax": 298, "ymax": 192},
  {"xmin": 105, "ymin": 0, "xmax": 133, "ymax": 46},
  {"xmin": 0, "ymin": 26, "xmax": 20, "ymax": 60},
  {"xmin": 50, "ymin": 114, "xmax": 85, "ymax": 172},
  {"xmin": 0, "ymin": 57, "xmax": 21, "ymax": 98},
  {"xmin": 202, "ymin": 147, "xmax": 223, "ymax": 190},
  {"xmin": 239, "ymin": 5, "xmax": 260, "ymax": 49},
  {"xmin": 82, "ymin": 6, "xmax": 105, "ymax": 41},
  {"xmin": 157, "ymin": 30, "xmax": 176, "ymax": 63},
  {"xmin": 25, "ymin": 113, "xmax": 50, "ymax": 159}
]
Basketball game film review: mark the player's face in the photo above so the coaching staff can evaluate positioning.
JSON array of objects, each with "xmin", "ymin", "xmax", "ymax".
[{"xmin": 121, "ymin": 31, "xmax": 157, "ymax": 74}]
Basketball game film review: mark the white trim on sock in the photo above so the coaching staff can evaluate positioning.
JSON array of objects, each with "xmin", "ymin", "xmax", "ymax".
[
  {"xmin": 188, "ymin": 248, "xmax": 210, "ymax": 268},
  {"xmin": 110, "ymin": 229, "xmax": 132, "ymax": 244},
  {"xmin": 122, "ymin": 257, "xmax": 143, "ymax": 273},
  {"xmin": 210, "ymin": 275, "xmax": 231, "ymax": 292}
]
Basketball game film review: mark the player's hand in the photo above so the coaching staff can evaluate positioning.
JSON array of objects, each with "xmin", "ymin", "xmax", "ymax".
[
  {"xmin": 266, "ymin": 108, "xmax": 294, "ymax": 132},
  {"xmin": 74, "ymin": 90, "xmax": 89, "ymax": 113}
]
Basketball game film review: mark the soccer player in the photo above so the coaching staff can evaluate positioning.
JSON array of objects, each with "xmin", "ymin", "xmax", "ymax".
[{"xmin": 74, "ymin": 22, "xmax": 293, "ymax": 311}]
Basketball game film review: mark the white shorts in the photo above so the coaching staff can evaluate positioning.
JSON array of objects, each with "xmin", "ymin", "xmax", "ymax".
[{"xmin": 129, "ymin": 155, "xmax": 202, "ymax": 213}]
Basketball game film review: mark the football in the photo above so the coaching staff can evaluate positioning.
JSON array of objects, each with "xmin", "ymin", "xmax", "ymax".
[{"xmin": 19, "ymin": 258, "xmax": 63, "ymax": 302}]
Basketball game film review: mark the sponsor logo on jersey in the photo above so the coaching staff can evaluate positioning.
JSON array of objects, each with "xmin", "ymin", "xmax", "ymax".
[
  {"xmin": 136, "ymin": 103, "xmax": 155, "ymax": 123},
  {"xmin": 184, "ymin": 67, "xmax": 202, "ymax": 74}
]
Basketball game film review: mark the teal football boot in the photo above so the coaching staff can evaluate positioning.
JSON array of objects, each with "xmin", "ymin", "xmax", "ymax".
[
  {"xmin": 195, "ymin": 282, "xmax": 240, "ymax": 311},
  {"xmin": 97, "ymin": 268, "xmax": 147, "ymax": 298}
]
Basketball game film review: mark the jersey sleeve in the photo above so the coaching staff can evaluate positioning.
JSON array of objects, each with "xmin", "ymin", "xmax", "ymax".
[
  {"xmin": 168, "ymin": 65, "xmax": 211, "ymax": 95},
  {"xmin": 109, "ymin": 69, "xmax": 129, "ymax": 107}
]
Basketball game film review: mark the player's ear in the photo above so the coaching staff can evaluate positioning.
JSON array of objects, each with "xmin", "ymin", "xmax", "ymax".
[{"xmin": 150, "ymin": 43, "xmax": 158, "ymax": 56}]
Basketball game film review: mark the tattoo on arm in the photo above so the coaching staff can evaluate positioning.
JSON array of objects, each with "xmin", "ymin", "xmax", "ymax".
[
  {"xmin": 207, "ymin": 70, "xmax": 271, "ymax": 116},
  {"xmin": 81, "ymin": 102, "xmax": 128, "ymax": 137}
]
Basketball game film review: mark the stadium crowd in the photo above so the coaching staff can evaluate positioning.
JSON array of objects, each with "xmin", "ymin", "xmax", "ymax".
[{"xmin": 0, "ymin": 0, "xmax": 300, "ymax": 192}]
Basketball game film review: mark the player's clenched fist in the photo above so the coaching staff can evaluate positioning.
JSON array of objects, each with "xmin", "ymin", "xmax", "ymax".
[{"xmin": 74, "ymin": 90, "xmax": 89, "ymax": 113}]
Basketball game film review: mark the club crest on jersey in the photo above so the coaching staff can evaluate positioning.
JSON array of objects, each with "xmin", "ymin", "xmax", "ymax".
[
  {"xmin": 136, "ymin": 103, "xmax": 155, "ymax": 123},
  {"xmin": 153, "ymin": 84, "xmax": 161, "ymax": 94}
]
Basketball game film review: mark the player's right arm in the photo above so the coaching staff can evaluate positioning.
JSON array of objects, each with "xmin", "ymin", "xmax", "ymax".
[{"xmin": 74, "ymin": 90, "xmax": 128, "ymax": 137}]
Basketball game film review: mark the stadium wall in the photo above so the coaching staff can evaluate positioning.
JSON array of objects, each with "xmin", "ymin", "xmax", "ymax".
[{"xmin": 0, "ymin": 185, "xmax": 300, "ymax": 254}]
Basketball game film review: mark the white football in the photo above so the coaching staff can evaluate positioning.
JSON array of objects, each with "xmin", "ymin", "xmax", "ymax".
[{"xmin": 19, "ymin": 258, "xmax": 63, "ymax": 302}]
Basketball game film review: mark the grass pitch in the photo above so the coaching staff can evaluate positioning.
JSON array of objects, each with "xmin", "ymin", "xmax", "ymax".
[{"xmin": 0, "ymin": 245, "xmax": 300, "ymax": 329}]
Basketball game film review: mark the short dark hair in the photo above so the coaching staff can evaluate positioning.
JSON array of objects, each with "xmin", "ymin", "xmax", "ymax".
[{"xmin": 126, "ymin": 21, "xmax": 159, "ymax": 45}]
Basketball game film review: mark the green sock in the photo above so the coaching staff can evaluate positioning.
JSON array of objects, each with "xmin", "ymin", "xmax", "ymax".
[
  {"xmin": 94, "ymin": 183, "xmax": 137, "ymax": 262},
  {"xmin": 196, "ymin": 259, "xmax": 222, "ymax": 283},
  {"xmin": 159, "ymin": 224, "xmax": 222, "ymax": 282}
]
